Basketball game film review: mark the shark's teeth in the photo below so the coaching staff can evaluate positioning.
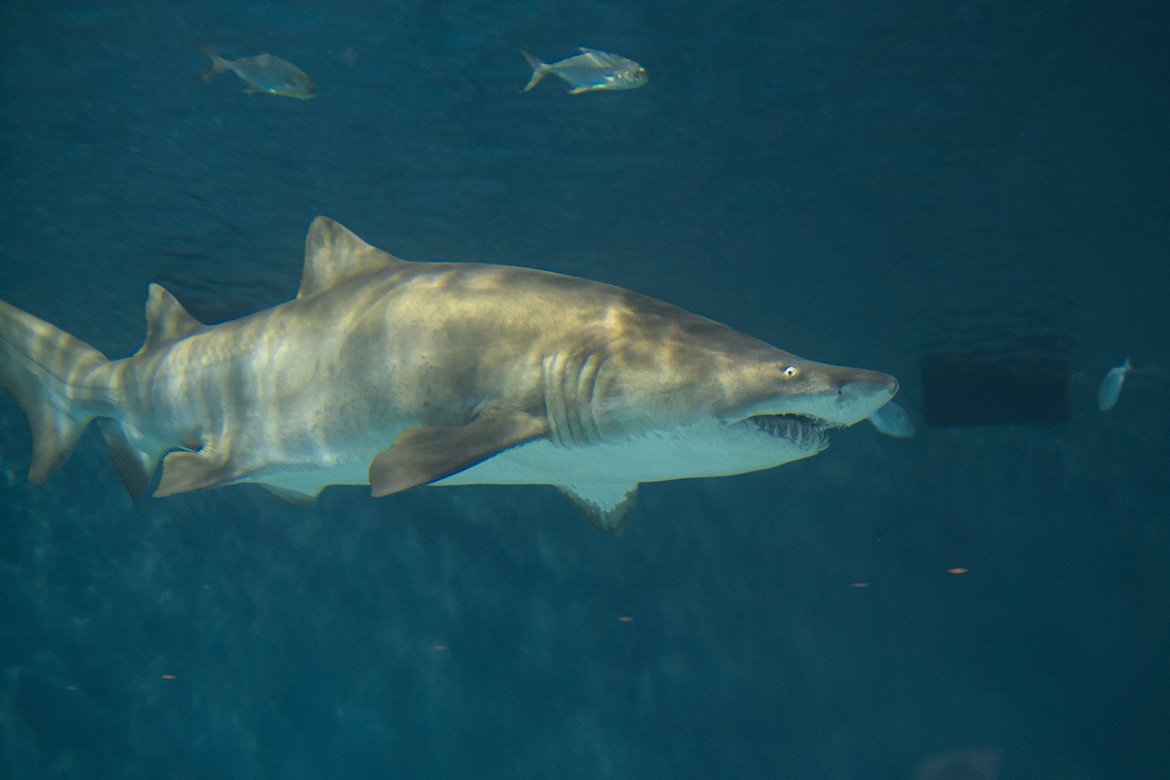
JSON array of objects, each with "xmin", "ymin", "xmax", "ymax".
[{"xmin": 749, "ymin": 415, "xmax": 829, "ymax": 451}]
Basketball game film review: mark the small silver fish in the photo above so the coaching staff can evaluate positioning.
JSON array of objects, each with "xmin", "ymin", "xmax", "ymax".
[
  {"xmin": 520, "ymin": 47, "xmax": 647, "ymax": 95},
  {"xmin": 1097, "ymin": 357, "xmax": 1132, "ymax": 412},
  {"xmin": 201, "ymin": 45, "xmax": 317, "ymax": 100},
  {"xmin": 868, "ymin": 401, "xmax": 915, "ymax": 438}
]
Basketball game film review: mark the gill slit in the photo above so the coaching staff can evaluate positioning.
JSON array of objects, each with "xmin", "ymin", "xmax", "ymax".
[{"xmin": 541, "ymin": 350, "xmax": 604, "ymax": 448}]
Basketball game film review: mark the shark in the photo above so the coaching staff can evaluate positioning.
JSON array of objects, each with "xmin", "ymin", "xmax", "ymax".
[{"xmin": 0, "ymin": 217, "xmax": 898, "ymax": 530}]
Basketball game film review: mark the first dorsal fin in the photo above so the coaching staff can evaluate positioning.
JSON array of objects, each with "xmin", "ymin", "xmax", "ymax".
[
  {"xmin": 139, "ymin": 283, "xmax": 203, "ymax": 354},
  {"xmin": 297, "ymin": 217, "xmax": 406, "ymax": 299}
]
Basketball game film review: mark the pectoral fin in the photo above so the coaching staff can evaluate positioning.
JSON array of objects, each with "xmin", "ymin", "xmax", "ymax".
[
  {"xmin": 557, "ymin": 482, "xmax": 639, "ymax": 532},
  {"xmin": 369, "ymin": 413, "xmax": 547, "ymax": 497}
]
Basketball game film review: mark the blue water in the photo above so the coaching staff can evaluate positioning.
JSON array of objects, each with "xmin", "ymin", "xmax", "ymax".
[{"xmin": 2, "ymin": 1, "xmax": 1168, "ymax": 777}]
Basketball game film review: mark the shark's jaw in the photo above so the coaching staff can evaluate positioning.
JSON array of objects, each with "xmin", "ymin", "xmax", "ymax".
[
  {"xmin": 730, "ymin": 372, "xmax": 900, "ymax": 443},
  {"xmin": 743, "ymin": 413, "xmax": 833, "ymax": 454},
  {"xmin": 723, "ymin": 370, "xmax": 900, "ymax": 456}
]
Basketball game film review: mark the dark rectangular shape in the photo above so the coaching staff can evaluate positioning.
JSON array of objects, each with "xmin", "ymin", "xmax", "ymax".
[{"xmin": 922, "ymin": 356, "xmax": 1069, "ymax": 426}]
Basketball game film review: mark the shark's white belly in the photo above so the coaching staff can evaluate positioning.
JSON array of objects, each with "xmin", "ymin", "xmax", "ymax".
[
  {"xmin": 438, "ymin": 423, "xmax": 817, "ymax": 487},
  {"xmin": 240, "ymin": 420, "xmax": 820, "ymax": 499}
]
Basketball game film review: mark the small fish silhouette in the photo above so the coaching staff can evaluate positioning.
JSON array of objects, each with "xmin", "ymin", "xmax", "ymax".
[
  {"xmin": 868, "ymin": 401, "xmax": 915, "ymax": 438},
  {"xmin": 1097, "ymin": 357, "xmax": 1131, "ymax": 412},
  {"xmin": 200, "ymin": 45, "xmax": 316, "ymax": 100},
  {"xmin": 520, "ymin": 47, "xmax": 647, "ymax": 94}
]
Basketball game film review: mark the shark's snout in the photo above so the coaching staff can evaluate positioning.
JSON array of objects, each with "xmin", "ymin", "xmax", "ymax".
[
  {"xmin": 834, "ymin": 370, "xmax": 899, "ymax": 423},
  {"xmin": 838, "ymin": 372, "xmax": 899, "ymax": 398}
]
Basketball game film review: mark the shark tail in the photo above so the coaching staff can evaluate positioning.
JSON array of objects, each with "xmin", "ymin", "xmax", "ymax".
[
  {"xmin": 0, "ymin": 300, "xmax": 110, "ymax": 484},
  {"xmin": 520, "ymin": 50, "xmax": 549, "ymax": 92},
  {"xmin": 199, "ymin": 44, "xmax": 230, "ymax": 80},
  {"xmin": 0, "ymin": 300, "xmax": 150, "ymax": 495}
]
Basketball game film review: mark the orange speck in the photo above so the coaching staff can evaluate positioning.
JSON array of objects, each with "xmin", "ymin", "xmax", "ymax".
[
  {"xmin": 947, "ymin": 568, "xmax": 969, "ymax": 575},
  {"xmin": 617, "ymin": 615, "xmax": 635, "ymax": 623},
  {"xmin": 850, "ymin": 582, "xmax": 871, "ymax": 588},
  {"xmin": 160, "ymin": 674, "xmax": 177, "ymax": 680}
]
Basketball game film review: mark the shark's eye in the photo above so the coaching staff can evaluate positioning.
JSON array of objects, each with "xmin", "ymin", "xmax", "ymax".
[{"xmin": 782, "ymin": 365, "xmax": 800, "ymax": 378}]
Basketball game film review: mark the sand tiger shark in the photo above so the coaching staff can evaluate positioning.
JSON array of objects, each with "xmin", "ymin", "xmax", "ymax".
[{"xmin": 0, "ymin": 218, "xmax": 897, "ymax": 530}]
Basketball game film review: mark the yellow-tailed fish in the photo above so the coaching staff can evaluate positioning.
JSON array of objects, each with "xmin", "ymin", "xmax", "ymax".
[
  {"xmin": 200, "ymin": 45, "xmax": 316, "ymax": 100},
  {"xmin": 520, "ymin": 47, "xmax": 647, "ymax": 95}
]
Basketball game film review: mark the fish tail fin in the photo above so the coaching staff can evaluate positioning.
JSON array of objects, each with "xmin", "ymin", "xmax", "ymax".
[
  {"xmin": 0, "ymin": 300, "xmax": 116, "ymax": 486},
  {"xmin": 199, "ymin": 44, "xmax": 230, "ymax": 80},
  {"xmin": 520, "ymin": 50, "xmax": 548, "ymax": 92}
]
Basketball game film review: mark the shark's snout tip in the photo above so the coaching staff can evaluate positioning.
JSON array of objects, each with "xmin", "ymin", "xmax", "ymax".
[
  {"xmin": 835, "ymin": 371, "xmax": 900, "ymax": 422},
  {"xmin": 871, "ymin": 371, "xmax": 899, "ymax": 399},
  {"xmin": 842, "ymin": 371, "xmax": 899, "ymax": 397}
]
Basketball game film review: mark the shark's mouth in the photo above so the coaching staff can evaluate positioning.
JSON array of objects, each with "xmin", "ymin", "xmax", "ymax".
[{"xmin": 748, "ymin": 414, "xmax": 831, "ymax": 451}]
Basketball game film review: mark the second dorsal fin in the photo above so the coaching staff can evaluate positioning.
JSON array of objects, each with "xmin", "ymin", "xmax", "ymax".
[
  {"xmin": 297, "ymin": 217, "xmax": 407, "ymax": 299},
  {"xmin": 139, "ymin": 283, "xmax": 203, "ymax": 354}
]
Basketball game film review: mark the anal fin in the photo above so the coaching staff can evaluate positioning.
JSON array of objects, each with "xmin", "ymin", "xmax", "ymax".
[{"xmin": 97, "ymin": 420, "xmax": 156, "ymax": 498}]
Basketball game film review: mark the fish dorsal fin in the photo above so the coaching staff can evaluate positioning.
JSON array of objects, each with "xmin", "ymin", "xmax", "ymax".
[
  {"xmin": 139, "ymin": 283, "xmax": 203, "ymax": 354},
  {"xmin": 297, "ymin": 217, "xmax": 406, "ymax": 299}
]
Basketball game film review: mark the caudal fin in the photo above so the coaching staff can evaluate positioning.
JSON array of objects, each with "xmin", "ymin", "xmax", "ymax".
[
  {"xmin": 0, "ymin": 300, "xmax": 110, "ymax": 484},
  {"xmin": 199, "ymin": 44, "xmax": 230, "ymax": 80},
  {"xmin": 520, "ymin": 50, "xmax": 548, "ymax": 92}
]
